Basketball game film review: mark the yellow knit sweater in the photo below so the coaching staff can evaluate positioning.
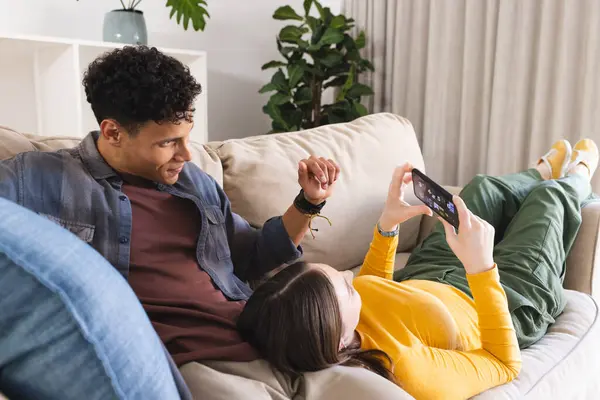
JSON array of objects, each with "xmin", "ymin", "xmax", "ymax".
[{"xmin": 354, "ymin": 229, "xmax": 522, "ymax": 399}]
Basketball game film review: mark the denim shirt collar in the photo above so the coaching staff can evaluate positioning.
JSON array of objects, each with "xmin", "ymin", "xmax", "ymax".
[{"xmin": 78, "ymin": 131, "xmax": 120, "ymax": 181}]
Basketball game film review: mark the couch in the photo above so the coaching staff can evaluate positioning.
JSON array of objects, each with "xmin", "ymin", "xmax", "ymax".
[{"xmin": 1, "ymin": 113, "xmax": 599, "ymax": 399}]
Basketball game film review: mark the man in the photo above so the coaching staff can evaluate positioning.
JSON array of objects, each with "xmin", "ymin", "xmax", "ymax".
[{"xmin": 0, "ymin": 46, "xmax": 339, "ymax": 398}]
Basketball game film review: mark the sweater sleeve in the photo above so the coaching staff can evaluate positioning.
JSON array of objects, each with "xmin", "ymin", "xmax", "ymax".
[
  {"xmin": 398, "ymin": 266, "xmax": 522, "ymax": 399},
  {"xmin": 356, "ymin": 227, "xmax": 398, "ymax": 280}
]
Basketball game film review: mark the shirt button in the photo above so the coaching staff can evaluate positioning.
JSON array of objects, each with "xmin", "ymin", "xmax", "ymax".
[
  {"xmin": 119, "ymin": 195, "xmax": 127, "ymax": 201},
  {"xmin": 119, "ymin": 236, "xmax": 129, "ymax": 244}
]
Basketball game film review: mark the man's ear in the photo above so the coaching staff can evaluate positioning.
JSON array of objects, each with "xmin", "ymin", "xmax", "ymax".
[{"xmin": 99, "ymin": 120, "xmax": 123, "ymax": 146}]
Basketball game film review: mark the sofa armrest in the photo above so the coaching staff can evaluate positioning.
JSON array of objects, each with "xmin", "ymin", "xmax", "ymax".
[
  {"xmin": 564, "ymin": 202, "xmax": 600, "ymax": 299},
  {"xmin": 417, "ymin": 186, "xmax": 463, "ymax": 244}
]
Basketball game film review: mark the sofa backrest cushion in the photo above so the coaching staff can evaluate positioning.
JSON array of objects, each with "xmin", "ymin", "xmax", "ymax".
[
  {"xmin": 0, "ymin": 128, "xmax": 224, "ymax": 186},
  {"xmin": 0, "ymin": 126, "xmax": 37, "ymax": 159},
  {"xmin": 210, "ymin": 113, "xmax": 426, "ymax": 270}
]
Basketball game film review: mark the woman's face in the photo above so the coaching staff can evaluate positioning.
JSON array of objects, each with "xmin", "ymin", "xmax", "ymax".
[{"xmin": 310, "ymin": 263, "xmax": 362, "ymax": 350}]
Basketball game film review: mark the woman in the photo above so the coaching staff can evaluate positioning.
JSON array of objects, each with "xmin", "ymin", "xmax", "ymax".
[{"xmin": 238, "ymin": 138, "xmax": 599, "ymax": 399}]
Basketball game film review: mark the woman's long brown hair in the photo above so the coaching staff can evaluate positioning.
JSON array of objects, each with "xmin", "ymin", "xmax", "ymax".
[{"xmin": 237, "ymin": 262, "xmax": 397, "ymax": 384}]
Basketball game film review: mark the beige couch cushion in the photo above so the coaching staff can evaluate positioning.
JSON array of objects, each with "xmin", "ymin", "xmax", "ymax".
[
  {"xmin": 0, "ymin": 126, "xmax": 37, "ymax": 159},
  {"xmin": 0, "ymin": 129, "xmax": 224, "ymax": 186},
  {"xmin": 210, "ymin": 113, "xmax": 426, "ymax": 270}
]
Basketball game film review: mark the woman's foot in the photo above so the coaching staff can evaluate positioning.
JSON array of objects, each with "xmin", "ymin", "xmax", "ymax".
[
  {"xmin": 567, "ymin": 139, "xmax": 599, "ymax": 181},
  {"xmin": 536, "ymin": 139, "xmax": 572, "ymax": 180}
]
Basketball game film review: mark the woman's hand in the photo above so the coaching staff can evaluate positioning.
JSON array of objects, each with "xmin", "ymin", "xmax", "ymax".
[
  {"xmin": 439, "ymin": 196, "xmax": 495, "ymax": 274},
  {"xmin": 378, "ymin": 163, "xmax": 433, "ymax": 231}
]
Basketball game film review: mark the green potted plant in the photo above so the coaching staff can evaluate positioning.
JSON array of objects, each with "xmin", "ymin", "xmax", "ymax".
[
  {"xmin": 77, "ymin": 0, "xmax": 210, "ymax": 45},
  {"xmin": 260, "ymin": 0, "xmax": 374, "ymax": 133}
]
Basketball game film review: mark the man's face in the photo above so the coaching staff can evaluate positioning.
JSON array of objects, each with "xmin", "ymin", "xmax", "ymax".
[{"xmin": 116, "ymin": 121, "xmax": 194, "ymax": 185}]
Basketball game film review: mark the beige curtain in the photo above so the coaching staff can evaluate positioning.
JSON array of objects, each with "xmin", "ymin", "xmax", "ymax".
[{"xmin": 344, "ymin": 0, "xmax": 600, "ymax": 191}]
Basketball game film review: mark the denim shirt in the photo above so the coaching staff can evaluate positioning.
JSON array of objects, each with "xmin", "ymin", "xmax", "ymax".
[{"xmin": 0, "ymin": 132, "xmax": 302, "ymax": 301}]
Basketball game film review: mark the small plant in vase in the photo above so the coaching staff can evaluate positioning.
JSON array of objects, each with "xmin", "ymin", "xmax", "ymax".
[
  {"xmin": 77, "ymin": 0, "xmax": 210, "ymax": 45},
  {"xmin": 260, "ymin": 0, "xmax": 374, "ymax": 133}
]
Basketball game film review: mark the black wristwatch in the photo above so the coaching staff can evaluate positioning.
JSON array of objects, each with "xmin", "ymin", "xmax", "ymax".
[{"xmin": 294, "ymin": 190, "xmax": 326, "ymax": 215}]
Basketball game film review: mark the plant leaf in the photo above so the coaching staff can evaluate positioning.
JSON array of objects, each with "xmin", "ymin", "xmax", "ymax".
[
  {"xmin": 346, "ymin": 49, "xmax": 361, "ymax": 62},
  {"xmin": 325, "ymin": 101, "xmax": 352, "ymax": 124},
  {"xmin": 306, "ymin": 16, "xmax": 320, "ymax": 33},
  {"xmin": 355, "ymin": 31, "xmax": 366, "ymax": 49},
  {"xmin": 288, "ymin": 49, "xmax": 305, "ymax": 63},
  {"xmin": 270, "ymin": 92, "xmax": 293, "ymax": 105},
  {"xmin": 336, "ymin": 65, "xmax": 356, "ymax": 101},
  {"xmin": 166, "ymin": 0, "xmax": 210, "ymax": 32},
  {"xmin": 262, "ymin": 60, "xmax": 287, "ymax": 70},
  {"xmin": 303, "ymin": 0, "xmax": 313, "ymax": 16},
  {"xmin": 331, "ymin": 15, "xmax": 346, "ymax": 29},
  {"xmin": 259, "ymin": 83, "xmax": 278, "ymax": 94},
  {"xmin": 273, "ymin": 5, "xmax": 303, "ymax": 21},
  {"xmin": 279, "ymin": 25, "xmax": 308, "ymax": 43},
  {"xmin": 319, "ymin": 27, "xmax": 344, "ymax": 45},
  {"xmin": 321, "ymin": 7, "xmax": 333, "ymax": 25},
  {"xmin": 307, "ymin": 43, "xmax": 322, "ymax": 52},
  {"xmin": 347, "ymin": 83, "xmax": 374, "ymax": 98},
  {"xmin": 319, "ymin": 51, "xmax": 343, "ymax": 68},
  {"xmin": 284, "ymin": 107, "xmax": 304, "ymax": 131},
  {"xmin": 279, "ymin": 46, "xmax": 295, "ymax": 56},
  {"xmin": 192, "ymin": 6, "xmax": 207, "ymax": 31},
  {"xmin": 294, "ymin": 86, "xmax": 313, "ymax": 105},
  {"xmin": 330, "ymin": 99, "xmax": 352, "ymax": 112},
  {"xmin": 265, "ymin": 102, "xmax": 290, "ymax": 131},
  {"xmin": 353, "ymin": 101, "xmax": 368, "ymax": 116},
  {"xmin": 324, "ymin": 63, "xmax": 351, "ymax": 77},
  {"xmin": 271, "ymin": 119, "xmax": 287, "ymax": 133},
  {"xmin": 359, "ymin": 59, "xmax": 375, "ymax": 71},
  {"xmin": 272, "ymin": 69, "xmax": 289, "ymax": 91},
  {"xmin": 297, "ymin": 40, "xmax": 310, "ymax": 50},
  {"xmin": 314, "ymin": 1, "xmax": 325, "ymax": 19},
  {"xmin": 323, "ymin": 76, "xmax": 347, "ymax": 89},
  {"xmin": 327, "ymin": 113, "xmax": 348, "ymax": 124},
  {"xmin": 342, "ymin": 34, "xmax": 356, "ymax": 51},
  {"xmin": 288, "ymin": 64, "xmax": 304, "ymax": 88}
]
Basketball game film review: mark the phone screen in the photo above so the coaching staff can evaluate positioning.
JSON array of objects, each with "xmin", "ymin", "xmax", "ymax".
[{"xmin": 412, "ymin": 168, "xmax": 459, "ymax": 229}]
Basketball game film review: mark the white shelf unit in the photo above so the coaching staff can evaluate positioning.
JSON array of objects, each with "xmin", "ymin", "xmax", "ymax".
[{"xmin": 0, "ymin": 34, "xmax": 208, "ymax": 143}]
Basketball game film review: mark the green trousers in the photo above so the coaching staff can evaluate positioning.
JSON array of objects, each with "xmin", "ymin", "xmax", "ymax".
[{"xmin": 394, "ymin": 169, "xmax": 592, "ymax": 348}]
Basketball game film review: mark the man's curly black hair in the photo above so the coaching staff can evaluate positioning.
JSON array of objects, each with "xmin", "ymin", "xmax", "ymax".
[{"xmin": 83, "ymin": 46, "xmax": 202, "ymax": 134}]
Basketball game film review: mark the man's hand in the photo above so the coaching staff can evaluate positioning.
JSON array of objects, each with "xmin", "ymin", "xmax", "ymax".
[
  {"xmin": 298, "ymin": 156, "xmax": 340, "ymax": 205},
  {"xmin": 378, "ymin": 163, "xmax": 433, "ymax": 231},
  {"xmin": 439, "ymin": 195, "xmax": 495, "ymax": 275}
]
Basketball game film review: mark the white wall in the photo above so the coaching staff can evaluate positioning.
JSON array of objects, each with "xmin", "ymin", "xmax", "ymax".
[{"xmin": 0, "ymin": 0, "xmax": 341, "ymax": 141}]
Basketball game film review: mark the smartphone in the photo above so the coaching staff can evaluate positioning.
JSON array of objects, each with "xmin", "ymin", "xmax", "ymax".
[{"xmin": 412, "ymin": 168, "xmax": 459, "ymax": 230}]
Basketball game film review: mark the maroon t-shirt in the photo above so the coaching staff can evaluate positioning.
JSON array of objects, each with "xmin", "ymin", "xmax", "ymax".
[{"xmin": 122, "ymin": 178, "xmax": 259, "ymax": 366}]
